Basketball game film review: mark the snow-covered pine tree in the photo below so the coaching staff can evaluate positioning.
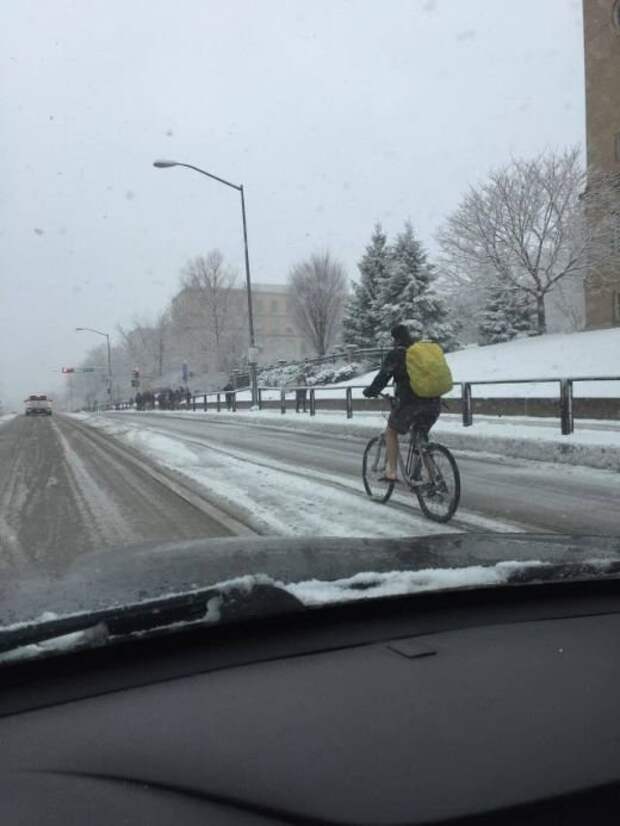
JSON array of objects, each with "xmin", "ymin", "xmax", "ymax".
[
  {"xmin": 378, "ymin": 221, "xmax": 459, "ymax": 351},
  {"xmin": 342, "ymin": 224, "xmax": 391, "ymax": 349},
  {"xmin": 478, "ymin": 286, "xmax": 533, "ymax": 345}
]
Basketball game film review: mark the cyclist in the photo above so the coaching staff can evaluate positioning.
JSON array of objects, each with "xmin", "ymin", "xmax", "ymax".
[{"xmin": 363, "ymin": 323, "xmax": 440, "ymax": 482}]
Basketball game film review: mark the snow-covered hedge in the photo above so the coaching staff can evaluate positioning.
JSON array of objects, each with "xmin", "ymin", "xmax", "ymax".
[
  {"xmin": 258, "ymin": 361, "xmax": 363, "ymax": 388},
  {"xmin": 257, "ymin": 364, "xmax": 301, "ymax": 388},
  {"xmin": 306, "ymin": 363, "xmax": 362, "ymax": 386}
]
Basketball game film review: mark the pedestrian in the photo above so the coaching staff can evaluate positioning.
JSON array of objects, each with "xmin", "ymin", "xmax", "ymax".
[
  {"xmin": 295, "ymin": 368, "xmax": 308, "ymax": 413},
  {"xmin": 222, "ymin": 381, "xmax": 234, "ymax": 411}
]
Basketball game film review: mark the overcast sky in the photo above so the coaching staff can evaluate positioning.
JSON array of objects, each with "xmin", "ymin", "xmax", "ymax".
[{"xmin": 1, "ymin": 0, "xmax": 585, "ymax": 406}]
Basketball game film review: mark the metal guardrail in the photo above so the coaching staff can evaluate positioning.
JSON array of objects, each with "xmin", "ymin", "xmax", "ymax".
[
  {"xmin": 458, "ymin": 376, "xmax": 620, "ymax": 435},
  {"xmin": 112, "ymin": 375, "xmax": 620, "ymax": 435}
]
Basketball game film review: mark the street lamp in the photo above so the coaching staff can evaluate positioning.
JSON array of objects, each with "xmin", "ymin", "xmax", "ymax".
[
  {"xmin": 75, "ymin": 327, "xmax": 113, "ymax": 403},
  {"xmin": 153, "ymin": 158, "xmax": 259, "ymax": 406}
]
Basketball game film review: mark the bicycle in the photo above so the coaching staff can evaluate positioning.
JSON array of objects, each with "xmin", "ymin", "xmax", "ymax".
[{"xmin": 362, "ymin": 393, "xmax": 461, "ymax": 523}]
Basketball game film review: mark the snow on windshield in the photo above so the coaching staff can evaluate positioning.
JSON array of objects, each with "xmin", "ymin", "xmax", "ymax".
[{"xmin": 3, "ymin": 558, "xmax": 620, "ymax": 666}]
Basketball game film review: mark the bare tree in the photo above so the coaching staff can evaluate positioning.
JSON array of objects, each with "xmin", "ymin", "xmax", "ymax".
[
  {"xmin": 288, "ymin": 252, "xmax": 347, "ymax": 356},
  {"xmin": 436, "ymin": 148, "xmax": 618, "ymax": 334},
  {"xmin": 71, "ymin": 343, "xmax": 109, "ymax": 409},
  {"xmin": 118, "ymin": 312, "xmax": 169, "ymax": 380},
  {"xmin": 179, "ymin": 250, "xmax": 245, "ymax": 370}
]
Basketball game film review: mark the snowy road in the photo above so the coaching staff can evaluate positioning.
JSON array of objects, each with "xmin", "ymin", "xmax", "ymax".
[
  {"xmin": 98, "ymin": 412, "xmax": 620, "ymax": 536},
  {"xmin": 2, "ymin": 409, "xmax": 617, "ymax": 586},
  {"xmin": 0, "ymin": 414, "xmax": 237, "ymax": 580}
]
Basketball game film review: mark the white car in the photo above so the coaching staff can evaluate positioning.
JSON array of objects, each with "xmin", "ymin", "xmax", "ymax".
[{"xmin": 25, "ymin": 394, "xmax": 52, "ymax": 416}]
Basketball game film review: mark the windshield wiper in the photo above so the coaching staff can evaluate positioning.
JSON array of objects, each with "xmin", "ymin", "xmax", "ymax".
[
  {"xmin": 3, "ymin": 558, "xmax": 620, "ymax": 662},
  {"xmin": 0, "ymin": 581, "xmax": 305, "ymax": 659}
]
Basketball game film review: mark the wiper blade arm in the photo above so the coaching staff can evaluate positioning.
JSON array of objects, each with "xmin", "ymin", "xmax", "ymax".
[{"xmin": 0, "ymin": 581, "xmax": 304, "ymax": 656}]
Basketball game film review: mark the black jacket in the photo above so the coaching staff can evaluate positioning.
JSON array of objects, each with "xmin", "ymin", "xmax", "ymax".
[{"xmin": 366, "ymin": 346, "xmax": 417, "ymax": 405}]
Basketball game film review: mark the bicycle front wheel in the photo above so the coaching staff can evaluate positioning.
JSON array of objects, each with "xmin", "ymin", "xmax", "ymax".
[
  {"xmin": 414, "ymin": 442, "xmax": 460, "ymax": 523},
  {"xmin": 362, "ymin": 436, "xmax": 395, "ymax": 503}
]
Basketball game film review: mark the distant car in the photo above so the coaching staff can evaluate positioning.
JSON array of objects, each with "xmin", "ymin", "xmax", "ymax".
[{"xmin": 24, "ymin": 395, "xmax": 52, "ymax": 416}]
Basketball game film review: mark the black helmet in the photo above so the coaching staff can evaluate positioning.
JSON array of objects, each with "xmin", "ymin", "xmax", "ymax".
[{"xmin": 390, "ymin": 323, "xmax": 413, "ymax": 346}]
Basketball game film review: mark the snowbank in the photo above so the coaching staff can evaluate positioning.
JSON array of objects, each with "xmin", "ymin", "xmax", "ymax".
[
  {"xmin": 442, "ymin": 328, "xmax": 620, "ymax": 398},
  {"xmin": 231, "ymin": 328, "xmax": 620, "ymax": 402},
  {"xmin": 131, "ymin": 407, "xmax": 620, "ymax": 472}
]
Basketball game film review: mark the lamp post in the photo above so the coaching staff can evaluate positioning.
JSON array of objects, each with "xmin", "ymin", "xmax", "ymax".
[
  {"xmin": 75, "ymin": 327, "xmax": 113, "ymax": 404},
  {"xmin": 153, "ymin": 159, "xmax": 258, "ymax": 406}
]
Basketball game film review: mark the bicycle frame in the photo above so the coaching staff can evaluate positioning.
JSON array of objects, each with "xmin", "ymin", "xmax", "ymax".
[{"xmin": 395, "ymin": 428, "xmax": 428, "ymax": 490}]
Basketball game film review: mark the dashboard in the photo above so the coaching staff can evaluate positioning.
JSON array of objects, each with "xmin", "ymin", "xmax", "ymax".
[{"xmin": 2, "ymin": 577, "xmax": 620, "ymax": 824}]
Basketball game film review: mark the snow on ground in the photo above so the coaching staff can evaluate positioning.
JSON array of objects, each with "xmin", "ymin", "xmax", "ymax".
[
  {"xmin": 120, "ymin": 406, "xmax": 620, "ymax": 472},
  {"xmin": 75, "ymin": 413, "xmax": 456, "ymax": 539},
  {"xmin": 442, "ymin": 328, "xmax": 620, "ymax": 396},
  {"xmin": 341, "ymin": 327, "xmax": 620, "ymax": 398},
  {"xmin": 0, "ymin": 414, "xmax": 17, "ymax": 427},
  {"xmin": 232, "ymin": 328, "xmax": 620, "ymax": 401}
]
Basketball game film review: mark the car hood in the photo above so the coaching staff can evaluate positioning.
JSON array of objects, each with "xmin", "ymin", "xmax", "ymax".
[{"xmin": 2, "ymin": 533, "xmax": 620, "ymax": 627}]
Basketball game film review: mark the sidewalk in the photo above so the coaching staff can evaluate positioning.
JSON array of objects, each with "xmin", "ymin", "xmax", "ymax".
[{"xmin": 116, "ymin": 408, "xmax": 620, "ymax": 472}]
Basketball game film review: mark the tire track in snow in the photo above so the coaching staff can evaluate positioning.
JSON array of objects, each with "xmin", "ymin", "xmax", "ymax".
[{"xmin": 52, "ymin": 419, "xmax": 136, "ymax": 549}]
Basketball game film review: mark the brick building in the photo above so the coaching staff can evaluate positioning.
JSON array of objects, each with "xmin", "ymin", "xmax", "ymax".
[{"xmin": 583, "ymin": 0, "xmax": 620, "ymax": 328}]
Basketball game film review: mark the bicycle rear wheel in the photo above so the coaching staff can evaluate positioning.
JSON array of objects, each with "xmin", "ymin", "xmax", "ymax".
[
  {"xmin": 413, "ymin": 442, "xmax": 460, "ymax": 523},
  {"xmin": 362, "ymin": 436, "xmax": 395, "ymax": 503}
]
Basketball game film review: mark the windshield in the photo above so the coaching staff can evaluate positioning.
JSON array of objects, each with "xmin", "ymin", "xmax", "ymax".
[{"xmin": 1, "ymin": 0, "xmax": 620, "ymax": 645}]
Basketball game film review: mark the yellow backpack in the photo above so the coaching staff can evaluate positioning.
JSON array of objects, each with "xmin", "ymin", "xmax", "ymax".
[{"xmin": 405, "ymin": 340, "xmax": 453, "ymax": 398}]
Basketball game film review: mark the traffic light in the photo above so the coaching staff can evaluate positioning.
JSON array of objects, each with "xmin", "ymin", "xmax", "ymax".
[
  {"xmin": 131, "ymin": 367, "xmax": 140, "ymax": 388},
  {"xmin": 62, "ymin": 367, "xmax": 75, "ymax": 374}
]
